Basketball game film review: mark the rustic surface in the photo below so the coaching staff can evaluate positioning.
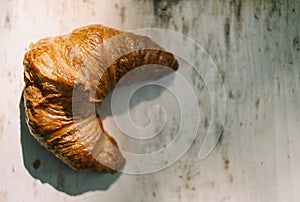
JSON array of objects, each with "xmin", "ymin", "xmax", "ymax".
[{"xmin": 0, "ymin": 0, "xmax": 300, "ymax": 201}]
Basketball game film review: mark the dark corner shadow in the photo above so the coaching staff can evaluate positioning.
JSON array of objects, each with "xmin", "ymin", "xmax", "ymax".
[{"xmin": 20, "ymin": 96, "xmax": 121, "ymax": 196}]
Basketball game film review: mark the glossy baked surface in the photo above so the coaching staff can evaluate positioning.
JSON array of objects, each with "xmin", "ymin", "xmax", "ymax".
[{"xmin": 23, "ymin": 24, "xmax": 178, "ymax": 173}]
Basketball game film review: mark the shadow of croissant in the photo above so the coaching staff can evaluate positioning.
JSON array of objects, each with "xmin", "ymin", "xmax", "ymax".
[
  {"xmin": 97, "ymin": 67, "xmax": 176, "ymax": 119},
  {"xmin": 20, "ymin": 70, "xmax": 176, "ymax": 195},
  {"xmin": 20, "ymin": 96, "xmax": 121, "ymax": 196}
]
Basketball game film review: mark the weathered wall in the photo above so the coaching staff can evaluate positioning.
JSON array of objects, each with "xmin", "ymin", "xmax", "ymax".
[{"xmin": 0, "ymin": 0, "xmax": 300, "ymax": 201}]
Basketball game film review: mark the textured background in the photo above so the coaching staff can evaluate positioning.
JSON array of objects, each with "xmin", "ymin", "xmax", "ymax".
[{"xmin": 1, "ymin": 0, "xmax": 300, "ymax": 201}]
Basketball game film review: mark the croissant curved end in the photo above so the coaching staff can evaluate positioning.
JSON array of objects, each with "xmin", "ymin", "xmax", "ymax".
[{"xmin": 23, "ymin": 24, "xmax": 178, "ymax": 173}]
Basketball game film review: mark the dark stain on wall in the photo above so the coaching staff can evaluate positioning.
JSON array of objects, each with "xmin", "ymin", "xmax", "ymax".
[
  {"xmin": 255, "ymin": 98, "xmax": 260, "ymax": 120},
  {"xmin": 278, "ymin": 81, "xmax": 281, "ymax": 95},
  {"xmin": 228, "ymin": 173, "xmax": 233, "ymax": 182},
  {"xmin": 224, "ymin": 17, "xmax": 231, "ymax": 50},
  {"xmin": 228, "ymin": 90, "xmax": 241, "ymax": 100},
  {"xmin": 216, "ymin": 127, "xmax": 224, "ymax": 146},
  {"xmin": 234, "ymin": 0, "xmax": 242, "ymax": 23},
  {"xmin": 292, "ymin": 35, "xmax": 299, "ymax": 51},
  {"xmin": 255, "ymin": 98, "xmax": 260, "ymax": 111},
  {"xmin": 263, "ymin": 1, "xmax": 282, "ymax": 32},
  {"xmin": 153, "ymin": 0, "xmax": 182, "ymax": 26},
  {"xmin": 230, "ymin": 0, "xmax": 242, "ymax": 25},
  {"xmin": 228, "ymin": 90, "xmax": 234, "ymax": 99},
  {"xmin": 205, "ymin": 33, "xmax": 213, "ymax": 54},
  {"xmin": 253, "ymin": 0, "xmax": 262, "ymax": 20},
  {"xmin": 4, "ymin": 13, "xmax": 11, "ymax": 30},
  {"xmin": 204, "ymin": 118, "xmax": 208, "ymax": 129},
  {"xmin": 181, "ymin": 16, "xmax": 189, "ymax": 36},
  {"xmin": 268, "ymin": 0, "xmax": 281, "ymax": 17},
  {"xmin": 120, "ymin": 6, "xmax": 126, "ymax": 24},
  {"xmin": 222, "ymin": 155, "xmax": 230, "ymax": 170},
  {"xmin": 228, "ymin": 0, "xmax": 243, "ymax": 50}
]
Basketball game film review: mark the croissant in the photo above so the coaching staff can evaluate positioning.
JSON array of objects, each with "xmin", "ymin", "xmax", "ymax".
[{"xmin": 23, "ymin": 24, "xmax": 178, "ymax": 173}]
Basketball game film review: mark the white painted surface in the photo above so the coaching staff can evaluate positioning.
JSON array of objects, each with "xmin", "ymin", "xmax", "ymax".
[{"xmin": 1, "ymin": 0, "xmax": 300, "ymax": 201}]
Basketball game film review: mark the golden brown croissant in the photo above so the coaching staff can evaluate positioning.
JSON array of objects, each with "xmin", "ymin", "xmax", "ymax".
[{"xmin": 23, "ymin": 24, "xmax": 178, "ymax": 173}]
